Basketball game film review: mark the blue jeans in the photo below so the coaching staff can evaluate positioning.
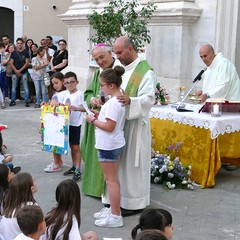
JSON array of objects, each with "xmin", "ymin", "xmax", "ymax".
[
  {"xmin": 0, "ymin": 71, "xmax": 8, "ymax": 98},
  {"xmin": 33, "ymin": 79, "xmax": 48, "ymax": 105},
  {"xmin": 11, "ymin": 73, "xmax": 29, "ymax": 101},
  {"xmin": 98, "ymin": 146, "xmax": 124, "ymax": 162}
]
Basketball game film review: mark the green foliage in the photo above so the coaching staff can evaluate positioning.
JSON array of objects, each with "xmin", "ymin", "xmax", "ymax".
[{"xmin": 87, "ymin": 0, "xmax": 157, "ymax": 50}]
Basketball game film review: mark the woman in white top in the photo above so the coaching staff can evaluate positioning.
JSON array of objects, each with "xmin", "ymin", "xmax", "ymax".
[
  {"xmin": 44, "ymin": 179, "xmax": 98, "ymax": 240},
  {"xmin": 31, "ymin": 46, "xmax": 49, "ymax": 107}
]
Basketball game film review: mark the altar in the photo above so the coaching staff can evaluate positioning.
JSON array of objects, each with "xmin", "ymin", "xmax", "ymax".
[{"xmin": 150, "ymin": 104, "xmax": 240, "ymax": 188}]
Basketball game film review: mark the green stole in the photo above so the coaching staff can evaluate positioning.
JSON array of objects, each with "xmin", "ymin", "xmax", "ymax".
[{"xmin": 125, "ymin": 60, "xmax": 152, "ymax": 97}]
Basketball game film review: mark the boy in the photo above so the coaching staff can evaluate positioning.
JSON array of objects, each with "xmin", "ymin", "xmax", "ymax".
[
  {"xmin": 14, "ymin": 205, "xmax": 46, "ymax": 240},
  {"xmin": 63, "ymin": 72, "xmax": 85, "ymax": 181}
]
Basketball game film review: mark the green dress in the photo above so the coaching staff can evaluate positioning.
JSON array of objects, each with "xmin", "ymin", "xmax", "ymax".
[{"xmin": 81, "ymin": 69, "xmax": 105, "ymax": 197}]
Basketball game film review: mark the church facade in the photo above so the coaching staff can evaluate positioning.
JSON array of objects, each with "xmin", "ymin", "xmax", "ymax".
[
  {"xmin": 59, "ymin": 0, "xmax": 240, "ymax": 94},
  {"xmin": 1, "ymin": 0, "xmax": 239, "ymax": 93}
]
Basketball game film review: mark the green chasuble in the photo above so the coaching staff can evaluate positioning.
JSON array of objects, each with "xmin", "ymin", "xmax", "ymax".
[
  {"xmin": 81, "ymin": 69, "xmax": 105, "ymax": 197},
  {"xmin": 125, "ymin": 60, "xmax": 152, "ymax": 97}
]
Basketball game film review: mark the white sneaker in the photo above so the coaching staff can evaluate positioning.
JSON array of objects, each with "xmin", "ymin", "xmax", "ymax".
[
  {"xmin": 94, "ymin": 214, "xmax": 123, "ymax": 228},
  {"xmin": 93, "ymin": 207, "xmax": 111, "ymax": 219},
  {"xmin": 44, "ymin": 163, "xmax": 62, "ymax": 173}
]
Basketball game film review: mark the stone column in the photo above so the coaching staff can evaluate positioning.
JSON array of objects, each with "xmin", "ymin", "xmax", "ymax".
[
  {"xmin": 215, "ymin": 0, "xmax": 240, "ymax": 74},
  {"xmin": 59, "ymin": 0, "xmax": 203, "ymax": 92},
  {"xmin": 145, "ymin": 0, "xmax": 202, "ymax": 91}
]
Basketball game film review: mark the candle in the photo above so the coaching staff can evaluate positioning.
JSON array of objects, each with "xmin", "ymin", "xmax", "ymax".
[{"xmin": 213, "ymin": 103, "xmax": 219, "ymax": 115}]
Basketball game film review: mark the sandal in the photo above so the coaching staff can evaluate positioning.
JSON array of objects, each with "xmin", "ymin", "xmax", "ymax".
[{"xmin": 1, "ymin": 103, "xmax": 6, "ymax": 109}]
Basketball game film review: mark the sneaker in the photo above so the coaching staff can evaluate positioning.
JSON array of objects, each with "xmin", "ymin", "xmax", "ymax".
[
  {"xmin": 25, "ymin": 101, "xmax": 30, "ymax": 107},
  {"xmin": 34, "ymin": 104, "xmax": 41, "ymax": 108},
  {"xmin": 44, "ymin": 163, "xmax": 62, "ymax": 173},
  {"xmin": 94, "ymin": 207, "xmax": 111, "ymax": 219},
  {"xmin": 72, "ymin": 171, "xmax": 81, "ymax": 181},
  {"xmin": 9, "ymin": 101, "xmax": 16, "ymax": 106},
  {"xmin": 12, "ymin": 166, "xmax": 21, "ymax": 174},
  {"xmin": 63, "ymin": 167, "xmax": 75, "ymax": 176},
  {"xmin": 94, "ymin": 214, "xmax": 123, "ymax": 228}
]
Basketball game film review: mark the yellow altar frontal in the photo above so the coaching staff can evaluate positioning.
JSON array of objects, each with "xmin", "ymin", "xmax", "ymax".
[{"xmin": 150, "ymin": 104, "xmax": 240, "ymax": 188}]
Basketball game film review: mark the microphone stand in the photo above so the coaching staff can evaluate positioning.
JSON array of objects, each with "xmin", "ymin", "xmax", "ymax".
[{"xmin": 176, "ymin": 80, "xmax": 200, "ymax": 112}]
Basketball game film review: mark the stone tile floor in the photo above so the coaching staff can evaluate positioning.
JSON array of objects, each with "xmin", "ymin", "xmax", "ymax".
[{"xmin": 1, "ymin": 102, "xmax": 240, "ymax": 240}]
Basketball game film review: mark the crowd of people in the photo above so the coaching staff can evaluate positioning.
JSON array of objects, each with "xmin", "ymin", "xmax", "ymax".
[
  {"xmin": 0, "ymin": 34, "xmax": 68, "ymax": 108},
  {"xmin": 0, "ymin": 165, "xmax": 174, "ymax": 239},
  {"xmin": 1, "ymin": 32, "xmax": 240, "ymax": 239}
]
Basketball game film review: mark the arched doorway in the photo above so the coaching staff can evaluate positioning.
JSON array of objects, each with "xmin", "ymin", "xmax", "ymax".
[{"xmin": 0, "ymin": 7, "xmax": 14, "ymax": 42}]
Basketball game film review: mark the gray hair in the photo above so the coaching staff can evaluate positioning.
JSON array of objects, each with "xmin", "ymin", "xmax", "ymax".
[{"xmin": 90, "ymin": 44, "xmax": 112, "ymax": 55}]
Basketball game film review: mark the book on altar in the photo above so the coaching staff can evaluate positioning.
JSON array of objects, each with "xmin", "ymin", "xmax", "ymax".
[{"xmin": 201, "ymin": 99, "xmax": 240, "ymax": 112}]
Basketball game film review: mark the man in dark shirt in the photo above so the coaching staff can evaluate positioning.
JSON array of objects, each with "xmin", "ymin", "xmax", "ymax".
[
  {"xmin": 9, "ymin": 37, "xmax": 30, "ymax": 107},
  {"xmin": 46, "ymin": 36, "xmax": 57, "ymax": 52}
]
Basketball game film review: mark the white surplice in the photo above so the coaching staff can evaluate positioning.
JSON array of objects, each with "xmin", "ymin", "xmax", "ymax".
[
  {"xmin": 118, "ymin": 58, "xmax": 156, "ymax": 210},
  {"xmin": 202, "ymin": 53, "xmax": 240, "ymax": 100}
]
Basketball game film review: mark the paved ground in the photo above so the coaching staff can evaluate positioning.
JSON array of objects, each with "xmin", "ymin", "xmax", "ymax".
[{"xmin": 1, "ymin": 101, "xmax": 240, "ymax": 240}]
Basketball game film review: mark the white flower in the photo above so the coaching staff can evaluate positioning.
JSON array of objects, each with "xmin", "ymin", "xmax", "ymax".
[
  {"xmin": 154, "ymin": 177, "xmax": 160, "ymax": 183},
  {"xmin": 182, "ymin": 180, "xmax": 187, "ymax": 184},
  {"xmin": 168, "ymin": 173, "xmax": 174, "ymax": 178},
  {"xmin": 160, "ymin": 166, "xmax": 167, "ymax": 173},
  {"xmin": 171, "ymin": 184, "xmax": 176, "ymax": 189},
  {"xmin": 174, "ymin": 157, "xmax": 180, "ymax": 162},
  {"xmin": 188, "ymin": 165, "xmax": 192, "ymax": 169},
  {"xmin": 166, "ymin": 182, "xmax": 171, "ymax": 187},
  {"xmin": 187, "ymin": 170, "xmax": 191, "ymax": 176},
  {"xmin": 187, "ymin": 184, "xmax": 194, "ymax": 190}
]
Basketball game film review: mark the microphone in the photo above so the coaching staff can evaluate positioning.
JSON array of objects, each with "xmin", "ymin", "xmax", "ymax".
[
  {"xmin": 193, "ymin": 67, "xmax": 207, "ymax": 83},
  {"xmin": 99, "ymin": 90, "xmax": 105, "ymax": 103}
]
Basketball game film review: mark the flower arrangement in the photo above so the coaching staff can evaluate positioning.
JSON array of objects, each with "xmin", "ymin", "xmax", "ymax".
[
  {"xmin": 151, "ymin": 143, "xmax": 195, "ymax": 190},
  {"xmin": 155, "ymin": 83, "xmax": 168, "ymax": 104}
]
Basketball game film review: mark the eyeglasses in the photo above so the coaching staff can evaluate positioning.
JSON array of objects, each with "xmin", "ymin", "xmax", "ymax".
[{"xmin": 64, "ymin": 80, "xmax": 76, "ymax": 85}]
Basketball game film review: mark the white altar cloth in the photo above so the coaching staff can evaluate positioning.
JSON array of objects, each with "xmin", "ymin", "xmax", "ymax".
[{"xmin": 149, "ymin": 104, "xmax": 240, "ymax": 139}]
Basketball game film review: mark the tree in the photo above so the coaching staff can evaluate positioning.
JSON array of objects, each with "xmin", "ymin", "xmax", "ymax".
[{"xmin": 87, "ymin": 0, "xmax": 157, "ymax": 50}]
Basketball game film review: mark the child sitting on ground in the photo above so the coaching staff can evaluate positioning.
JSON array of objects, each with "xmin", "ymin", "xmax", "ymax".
[
  {"xmin": 136, "ymin": 229, "xmax": 168, "ymax": 240},
  {"xmin": 0, "ymin": 129, "xmax": 21, "ymax": 174},
  {"xmin": 131, "ymin": 208, "xmax": 174, "ymax": 240},
  {"xmin": 43, "ymin": 179, "xmax": 98, "ymax": 240},
  {"xmin": 14, "ymin": 205, "xmax": 46, "ymax": 240},
  {"xmin": 0, "ymin": 164, "xmax": 14, "ymax": 217},
  {"xmin": 0, "ymin": 172, "xmax": 38, "ymax": 240}
]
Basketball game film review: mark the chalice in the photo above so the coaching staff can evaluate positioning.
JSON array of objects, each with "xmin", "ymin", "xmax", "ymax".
[{"xmin": 179, "ymin": 86, "xmax": 186, "ymax": 101}]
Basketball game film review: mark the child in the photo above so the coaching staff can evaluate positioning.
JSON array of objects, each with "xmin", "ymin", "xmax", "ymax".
[
  {"xmin": 135, "ymin": 229, "xmax": 168, "ymax": 240},
  {"xmin": 0, "ymin": 164, "xmax": 14, "ymax": 216},
  {"xmin": 62, "ymin": 71, "xmax": 85, "ymax": 182},
  {"xmin": 44, "ymin": 72, "xmax": 67, "ymax": 173},
  {"xmin": 86, "ymin": 66, "xmax": 126, "ymax": 228},
  {"xmin": 131, "ymin": 208, "xmax": 174, "ymax": 240},
  {"xmin": 0, "ymin": 130, "xmax": 21, "ymax": 174},
  {"xmin": 14, "ymin": 205, "xmax": 46, "ymax": 240},
  {"xmin": 44, "ymin": 179, "xmax": 98, "ymax": 240},
  {"xmin": 0, "ymin": 172, "xmax": 38, "ymax": 240}
]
